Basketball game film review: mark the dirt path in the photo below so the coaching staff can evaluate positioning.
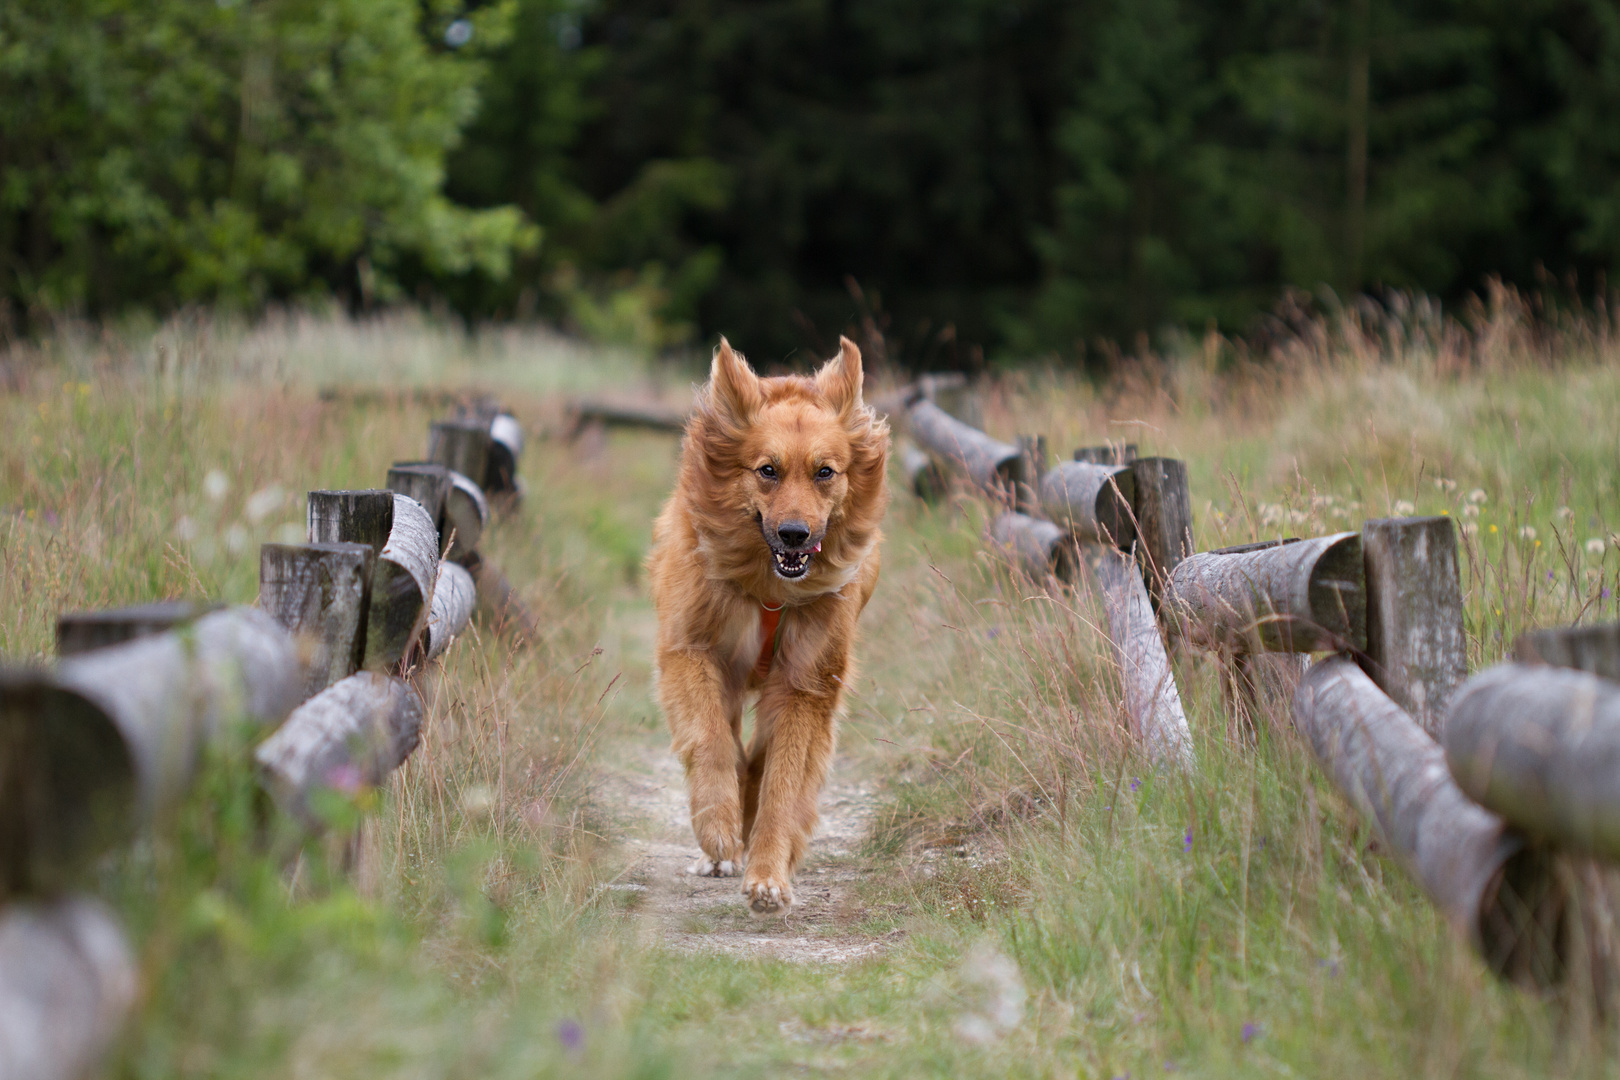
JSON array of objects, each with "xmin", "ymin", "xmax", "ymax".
[{"xmin": 597, "ymin": 739, "xmax": 891, "ymax": 964}]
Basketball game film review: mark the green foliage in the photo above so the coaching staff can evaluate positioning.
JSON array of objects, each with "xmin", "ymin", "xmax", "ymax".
[{"xmin": 0, "ymin": 0, "xmax": 533, "ymax": 317}]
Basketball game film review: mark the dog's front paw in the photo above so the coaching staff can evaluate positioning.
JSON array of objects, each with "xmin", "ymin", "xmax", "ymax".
[
  {"xmin": 743, "ymin": 875, "xmax": 795, "ymax": 916},
  {"xmin": 687, "ymin": 856, "xmax": 742, "ymax": 877}
]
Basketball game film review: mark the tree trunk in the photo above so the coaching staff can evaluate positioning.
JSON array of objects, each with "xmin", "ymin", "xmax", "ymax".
[
  {"xmin": 989, "ymin": 512, "xmax": 1077, "ymax": 583},
  {"xmin": 306, "ymin": 489, "xmax": 395, "ymax": 560},
  {"xmin": 0, "ymin": 896, "xmax": 136, "ymax": 1080},
  {"xmin": 255, "ymin": 671, "xmax": 424, "ymax": 831},
  {"xmin": 906, "ymin": 399, "xmax": 1021, "ymax": 504},
  {"xmin": 55, "ymin": 600, "xmax": 220, "ymax": 658},
  {"xmin": 1293, "ymin": 655, "xmax": 1560, "ymax": 980},
  {"xmin": 443, "ymin": 471, "xmax": 488, "ymax": 561},
  {"xmin": 1515, "ymin": 622, "xmax": 1620, "ymax": 682},
  {"xmin": 1039, "ymin": 461, "xmax": 1137, "ymax": 547},
  {"xmin": 366, "ymin": 495, "xmax": 439, "ymax": 669},
  {"xmin": 0, "ymin": 608, "xmax": 302, "ymax": 891},
  {"xmin": 423, "ymin": 562, "xmax": 476, "ymax": 661},
  {"xmin": 428, "ymin": 420, "xmax": 491, "ymax": 489},
  {"xmin": 1444, "ymin": 664, "xmax": 1620, "ymax": 862},
  {"xmin": 1166, "ymin": 532, "xmax": 1365, "ymax": 653},
  {"xmin": 258, "ymin": 542, "xmax": 374, "ymax": 698},
  {"xmin": 1083, "ymin": 544, "xmax": 1195, "ymax": 769},
  {"xmin": 1361, "ymin": 516, "xmax": 1468, "ymax": 734},
  {"xmin": 1129, "ymin": 457, "xmax": 1194, "ymax": 610}
]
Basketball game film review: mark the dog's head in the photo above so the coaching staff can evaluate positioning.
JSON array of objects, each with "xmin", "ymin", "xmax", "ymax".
[{"xmin": 684, "ymin": 336, "xmax": 889, "ymax": 592}]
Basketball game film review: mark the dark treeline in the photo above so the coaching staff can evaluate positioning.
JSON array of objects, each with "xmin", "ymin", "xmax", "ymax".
[{"xmin": 5, "ymin": 0, "xmax": 1620, "ymax": 366}]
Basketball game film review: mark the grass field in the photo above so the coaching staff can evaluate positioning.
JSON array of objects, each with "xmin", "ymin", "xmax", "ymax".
[{"xmin": 3, "ymin": 299, "xmax": 1620, "ymax": 1078}]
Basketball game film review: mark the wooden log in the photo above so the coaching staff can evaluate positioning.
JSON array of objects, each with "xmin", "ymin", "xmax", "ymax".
[
  {"xmin": 898, "ymin": 439, "xmax": 948, "ymax": 503},
  {"xmin": 1294, "ymin": 655, "xmax": 1559, "ymax": 977},
  {"xmin": 1038, "ymin": 461, "xmax": 1137, "ymax": 546},
  {"xmin": 443, "ymin": 471, "xmax": 489, "ymax": 561},
  {"xmin": 485, "ymin": 413, "xmax": 524, "ymax": 493},
  {"xmin": 385, "ymin": 462, "xmax": 450, "ymax": 535},
  {"xmin": 307, "ymin": 489, "xmax": 395, "ymax": 559},
  {"xmin": 56, "ymin": 600, "xmax": 221, "ymax": 657},
  {"xmin": 1083, "ymin": 544, "xmax": 1195, "ymax": 768},
  {"xmin": 427, "ymin": 420, "xmax": 491, "ymax": 490},
  {"xmin": 462, "ymin": 551, "xmax": 539, "ymax": 645},
  {"xmin": 1165, "ymin": 532, "xmax": 1366, "ymax": 653},
  {"xmin": 1444, "ymin": 664, "xmax": 1620, "ymax": 862},
  {"xmin": 918, "ymin": 372, "xmax": 980, "ymax": 429},
  {"xmin": 255, "ymin": 671, "xmax": 424, "ymax": 831},
  {"xmin": 906, "ymin": 399, "xmax": 1021, "ymax": 503},
  {"xmin": 0, "ymin": 896, "xmax": 136, "ymax": 1080},
  {"xmin": 1, "ymin": 608, "xmax": 302, "ymax": 890},
  {"xmin": 988, "ymin": 513, "xmax": 1077, "ymax": 583},
  {"xmin": 1515, "ymin": 622, "xmax": 1620, "ymax": 682},
  {"xmin": 366, "ymin": 495, "xmax": 439, "ymax": 669},
  {"xmin": 1074, "ymin": 443, "xmax": 1138, "ymax": 465},
  {"xmin": 567, "ymin": 399, "xmax": 689, "ymax": 438},
  {"xmin": 258, "ymin": 542, "xmax": 374, "ymax": 698},
  {"xmin": 1360, "ymin": 515, "xmax": 1468, "ymax": 735},
  {"xmin": 423, "ymin": 561, "xmax": 476, "ymax": 661},
  {"xmin": 1129, "ymin": 457, "xmax": 1194, "ymax": 609}
]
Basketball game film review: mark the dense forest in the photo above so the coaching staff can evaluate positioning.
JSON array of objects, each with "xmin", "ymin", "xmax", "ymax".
[{"xmin": 4, "ymin": 0, "xmax": 1620, "ymax": 366}]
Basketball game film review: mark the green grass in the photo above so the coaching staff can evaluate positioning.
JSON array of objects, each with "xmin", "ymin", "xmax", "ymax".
[{"xmin": 3, "ymin": 305, "xmax": 1620, "ymax": 1077}]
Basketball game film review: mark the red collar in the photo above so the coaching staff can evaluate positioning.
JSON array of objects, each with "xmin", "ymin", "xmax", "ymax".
[{"xmin": 754, "ymin": 600, "xmax": 784, "ymax": 678}]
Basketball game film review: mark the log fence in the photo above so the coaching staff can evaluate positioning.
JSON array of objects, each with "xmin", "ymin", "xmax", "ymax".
[
  {"xmin": 903, "ymin": 380, "xmax": 1620, "ymax": 995},
  {"xmin": 0, "ymin": 400, "xmax": 531, "ymax": 1077}
]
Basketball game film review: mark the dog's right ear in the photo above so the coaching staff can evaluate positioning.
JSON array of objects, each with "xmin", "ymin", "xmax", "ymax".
[{"xmin": 709, "ymin": 337, "xmax": 762, "ymax": 425}]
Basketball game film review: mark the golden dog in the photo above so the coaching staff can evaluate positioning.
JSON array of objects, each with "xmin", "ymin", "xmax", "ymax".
[{"xmin": 648, "ymin": 336, "xmax": 889, "ymax": 914}]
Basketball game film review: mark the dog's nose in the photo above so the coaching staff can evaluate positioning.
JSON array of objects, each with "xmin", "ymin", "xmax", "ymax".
[{"xmin": 776, "ymin": 521, "xmax": 811, "ymax": 549}]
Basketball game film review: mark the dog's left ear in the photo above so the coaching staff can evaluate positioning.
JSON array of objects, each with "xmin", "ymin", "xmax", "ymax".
[{"xmin": 815, "ymin": 337, "xmax": 864, "ymax": 419}]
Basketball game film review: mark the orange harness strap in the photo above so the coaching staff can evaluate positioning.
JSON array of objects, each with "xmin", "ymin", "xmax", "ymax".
[{"xmin": 754, "ymin": 601, "xmax": 784, "ymax": 679}]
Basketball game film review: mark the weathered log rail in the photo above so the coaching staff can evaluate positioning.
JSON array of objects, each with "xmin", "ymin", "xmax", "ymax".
[
  {"xmin": 898, "ymin": 373, "xmax": 1619, "ymax": 993},
  {"xmin": 0, "ymin": 400, "xmax": 531, "ymax": 1076}
]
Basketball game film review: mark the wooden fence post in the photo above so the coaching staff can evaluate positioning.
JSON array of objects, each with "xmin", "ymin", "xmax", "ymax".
[
  {"xmin": 1360, "ymin": 515, "xmax": 1468, "ymax": 734},
  {"xmin": 1129, "ymin": 457, "xmax": 1194, "ymax": 610},
  {"xmin": 1038, "ymin": 460, "xmax": 1136, "ymax": 547},
  {"xmin": 428, "ymin": 420, "xmax": 492, "ymax": 487},
  {"xmin": 1083, "ymin": 544, "xmax": 1195, "ymax": 769},
  {"xmin": 56, "ymin": 600, "xmax": 220, "ymax": 657},
  {"xmin": 366, "ymin": 495, "xmax": 440, "ymax": 669},
  {"xmin": 255, "ymin": 671, "xmax": 424, "ymax": 832},
  {"xmin": 1075, "ymin": 444, "xmax": 1138, "ymax": 465},
  {"xmin": 1515, "ymin": 622, "xmax": 1620, "ymax": 682},
  {"xmin": 307, "ymin": 490, "xmax": 394, "ymax": 558},
  {"xmin": 443, "ymin": 471, "xmax": 489, "ymax": 562},
  {"xmin": 258, "ymin": 542, "xmax": 374, "ymax": 697},
  {"xmin": 1013, "ymin": 434, "xmax": 1046, "ymax": 514},
  {"xmin": 988, "ymin": 513, "xmax": 1077, "ymax": 583},
  {"xmin": 423, "ymin": 562, "xmax": 477, "ymax": 660},
  {"xmin": 1294, "ymin": 655, "xmax": 1562, "ymax": 985},
  {"xmin": 485, "ymin": 412, "xmax": 525, "ymax": 495},
  {"xmin": 385, "ymin": 463, "xmax": 451, "ymax": 538},
  {"xmin": 0, "ymin": 896, "xmax": 136, "ymax": 1080}
]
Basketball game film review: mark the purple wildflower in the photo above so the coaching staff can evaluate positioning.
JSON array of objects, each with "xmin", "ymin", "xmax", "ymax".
[
  {"xmin": 556, "ymin": 1018, "xmax": 584, "ymax": 1052},
  {"xmin": 1182, "ymin": 828, "xmax": 1193, "ymax": 854},
  {"xmin": 987, "ymin": 626, "xmax": 1000, "ymax": 640},
  {"xmin": 1129, "ymin": 777, "xmax": 1140, "ymax": 793},
  {"xmin": 1242, "ymin": 1022, "xmax": 1259, "ymax": 1043},
  {"xmin": 324, "ymin": 763, "xmax": 364, "ymax": 795},
  {"xmin": 1605, "ymin": 588, "xmax": 1613, "ymax": 599}
]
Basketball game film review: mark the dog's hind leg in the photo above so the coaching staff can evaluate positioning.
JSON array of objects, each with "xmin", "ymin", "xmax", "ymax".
[
  {"xmin": 660, "ymin": 650, "xmax": 746, "ymax": 876},
  {"xmin": 742, "ymin": 686, "xmax": 838, "ymax": 914}
]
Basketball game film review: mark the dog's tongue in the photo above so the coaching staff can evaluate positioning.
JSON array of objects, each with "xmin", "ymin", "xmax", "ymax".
[{"xmin": 812, "ymin": 541, "xmax": 822, "ymax": 553}]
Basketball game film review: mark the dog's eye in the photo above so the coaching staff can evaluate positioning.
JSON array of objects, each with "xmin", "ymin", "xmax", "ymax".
[
  {"xmin": 757, "ymin": 464, "xmax": 777, "ymax": 480},
  {"xmin": 816, "ymin": 466, "xmax": 835, "ymax": 480}
]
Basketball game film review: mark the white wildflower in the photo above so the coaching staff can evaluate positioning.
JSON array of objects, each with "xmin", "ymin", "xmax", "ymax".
[
  {"xmin": 1462, "ymin": 522, "xmax": 1479, "ymax": 536},
  {"xmin": 173, "ymin": 516, "xmax": 198, "ymax": 542},
  {"xmin": 1462, "ymin": 504, "xmax": 1479, "ymax": 518},
  {"xmin": 202, "ymin": 469, "xmax": 230, "ymax": 502},
  {"xmin": 1519, "ymin": 526, "xmax": 1537, "ymax": 541},
  {"xmin": 224, "ymin": 523, "xmax": 249, "ymax": 556},
  {"xmin": 1467, "ymin": 488, "xmax": 1487, "ymax": 505},
  {"xmin": 244, "ymin": 485, "xmax": 285, "ymax": 523},
  {"xmin": 1557, "ymin": 506, "xmax": 1575, "ymax": 520},
  {"xmin": 1587, "ymin": 538, "xmax": 1607, "ymax": 556},
  {"xmin": 1435, "ymin": 478, "xmax": 1457, "ymax": 492},
  {"xmin": 1393, "ymin": 500, "xmax": 1416, "ymax": 516}
]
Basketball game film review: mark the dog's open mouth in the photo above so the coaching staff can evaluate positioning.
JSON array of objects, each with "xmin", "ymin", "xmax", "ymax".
[{"xmin": 771, "ymin": 541, "xmax": 821, "ymax": 580}]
